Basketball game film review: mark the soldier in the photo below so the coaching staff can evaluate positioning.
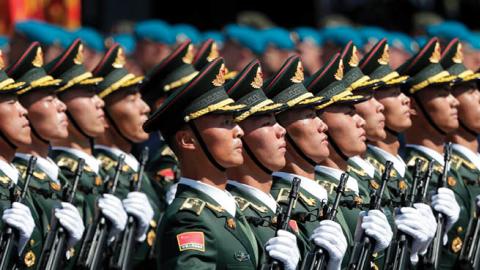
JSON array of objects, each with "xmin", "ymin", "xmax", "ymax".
[
  {"xmin": 397, "ymin": 37, "xmax": 465, "ymax": 269},
  {"xmin": 441, "ymin": 39, "xmax": 480, "ymax": 221},
  {"xmin": 306, "ymin": 52, "xmax": 392, "ymax": 269},
  {"xmin": 262, "ymin": 55, "xmax": 348, "ymax": 269},
  {"xmin": 44, "ymin": 39, "xmax": 129, "ymax": 260},
  {"xmin": 293, "ymin": 27, "xmax": 324, "ymax": 74},
  {"xmin": 144, "ymin": 57, "xmax": 292, "ymax": 269},
  {"xmin": 71, "ymin": 27, "xmax": 106, "ymax": 71},
  {"xmin": 6, "ymin": 41, "xmax": 85, "ymax": 268},
  {"xmin": 91, "ymin": 43, "xmax": 160, "ymax": 266},
  {"xmin": 221, "ymin": 25, "xmax": 264, "ymax": 73},
  {"xmin": 225, "ymin": 60, "xmax": 301, "ymax": 269},
  {"xmin": 259, "ymin": 27, "xmax": 296, "ymax": 78},
  {"xmin": 0, "ymin": 49, "xmax": 38, "ymax": 269}
]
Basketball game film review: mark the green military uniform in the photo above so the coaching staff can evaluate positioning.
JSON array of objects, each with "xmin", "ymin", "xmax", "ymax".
[{"xmin": 404, "ymin": 145, "xmax": 471, "ymax": 268}]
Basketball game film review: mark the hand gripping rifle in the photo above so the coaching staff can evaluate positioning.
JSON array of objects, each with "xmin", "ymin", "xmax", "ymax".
[
  {"xmin": 77, "ymin": 154, "xmax": 125, "ymax": 270},
  {"xmin": 262, "ymin": 177, "xmax": 301, "ymax": 270},
  {"xmin": 347, "ymin": 161, "xmax": 393, "ymax": 270},
  {"xmin": 110, "ymin": 147, "xmax": 149, "ymax": 270},
  {"xmin": 420, "ymin": 142, "xmax": 452, "ymax": 270},
  {"xmin": 302, "ymin": 173, "xmax": 348, "ymax": 270},
  {"xmin": 0, "ymin": 156, "xmax": 37, "ymax": 270}
]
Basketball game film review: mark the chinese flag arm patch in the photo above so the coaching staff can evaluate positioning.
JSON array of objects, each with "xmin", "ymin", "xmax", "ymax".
[{"xmin": 177, "ymin": 232, "xmax": 205, "ymax": 252}]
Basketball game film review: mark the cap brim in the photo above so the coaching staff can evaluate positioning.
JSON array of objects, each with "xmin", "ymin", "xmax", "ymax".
[{"xmin": 235, "ymin": 100, "xmax": 287, "ymax": 122}]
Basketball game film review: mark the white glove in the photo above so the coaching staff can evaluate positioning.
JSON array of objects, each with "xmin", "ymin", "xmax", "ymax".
[
  {"xmin": 395, "ymin": 207, "xmax": 430, "ymax": 265},
  {"xmin": 310, "ymin": 220, "xmax": 347, "ymax": 270},
  {"xmin": 166, "ymin": 183, "xmax": 178, "ymax": 205},
  {"xmin": 98, "ymin": 194, "xmax": 128, "ymax": 242},
  {"xmin": 476, "ymin": 195, "xmax": 480, "ymax": 208},
  {"xmin": 355, "ymin": 210, "xmax": 393, "ymax": 252},
  {"xmin": 414, "ymin": 203, "xmax": 437, "ymax": 255},
  {"xmin": 265, "ymin": 229, "xmax": 300, "ymax": 270},
  {"xmin": 431, "ymin": 187, "xmax": 460, "ymax": 243},
  {"xmin": 54, "ymin": 202, "xmax": 85, "ymax": 247},
  {"xmin": 122, "ymin": 191, "xmax": 154, "ymax": 242},
  {"xmin": 2, "ymin": 202, "xmax": 35, "ymax": 254}
]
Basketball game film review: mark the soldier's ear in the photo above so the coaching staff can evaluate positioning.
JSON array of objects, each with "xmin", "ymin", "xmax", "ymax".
[
  {"xmin": 409, "ymin": 98, "xmax": 418, "ymax": 116},
  {"xmin": 176, "ymin": 129, "xmax": 196, "ymax": 150}
]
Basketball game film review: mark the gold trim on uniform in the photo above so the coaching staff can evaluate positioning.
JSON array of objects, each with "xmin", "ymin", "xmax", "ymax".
[
  {"xmin": 50, "ymin": 182, "xmax": 61, "ymax": 191},
  {"xmin": 24, "ymin": 250, "xmax": 36, "ymax": 267},
  {"xmin": 226, "ymin": 218, "xmax": 236, "ymax": 229},
  {"xmin": 451, "ymin": 236, "xmax": 463, "ymax": 253},
  {"xmin": 147, "ymin": 230, "xmax": 156, "ymax": 246},
  {"xmin": 447, "ymin": 176, "xmax": 457, "ymax": 187}
]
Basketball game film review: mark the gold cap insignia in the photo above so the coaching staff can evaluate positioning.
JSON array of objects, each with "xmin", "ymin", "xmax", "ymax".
[
  {"xmin": 207, "ymin": 42, "xmax": 219, "ymax": 62},
  {"xmin": 24, "ymin": 250, "xmax": 36, "ymax": 267},
  {"xmin": 73, "ymin": 44, "xmax": 84, "ymax": 65},
  {"xmin": 452, "ymin": 43, "xmax": 463, "ymax": 64},
  {"xmin": 182, "ymin": 44, "xmax": 195, "ymax": 64},
  {"xmin": 0, "ymin": 50, "xmax": 4, "ymax": 69},
  {"xmin": 212, "ymin": 63, "xmax": 226, "ymax": 86},
  {"xmin": 250, "ymin": 66, "xmax": 263, "ymax": 89},
  {"xmin": 447, "ymin": 176, "xmax": 457, "ymax": 187},
  {"xmin": 348, "ymin": 46, "xmax": 360, "ymax": 67},
  {"xmin": 226, "ymin": 218, "xmax": 236, "ymax": 229},
  {"xmin": 429, "ymin": 42, "xmax": 441, "ymax": 63},
  {"xmin": 32, "ymin": 47, "xmax": 44, "ymax": 67},
  {"xmin": 290, "ymin": 61, "xmax": 304, "ymax": 83},
  {"xmin": 112, "ymin": 47, "xmax": 126, "ymax": 68},
  {"xmin": 451, "ymin": 236, "xmax": 463, "ymax": 253},
  {"xmin": 334, "ymin": 59, "xmax": 344, "ymax": 80},
  {"xmin": 378, "ymin": 44, "xmax": 390, "ymax": 65}
]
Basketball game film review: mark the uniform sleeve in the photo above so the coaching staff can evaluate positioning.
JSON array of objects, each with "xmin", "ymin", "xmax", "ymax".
[{"xmin": 157, "ymin": 211, "xmax": 218, "ymax": 270}]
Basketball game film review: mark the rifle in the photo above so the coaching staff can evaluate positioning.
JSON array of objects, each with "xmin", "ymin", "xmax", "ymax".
[
  {"xmin": 262, "ymin": 177, "xmax": 301, "ymax": 270},
  {"xmin": 384, "ymin": 159, "xmax": 423, "ymax": 270},
  {"xmin": 110, "ymin": 147, "xmax": 149, "ymax": 270},
  {"xmin": 77, "ymin": 154, "xmax": 125, "ymax": 270},
  {"xmin": 38, "ymin": 158, "xmax": 85, "ymax": 270},
  {"xmin": 302, "ymin": 173, "xmax": 348, "ymax": 270},
  {"xmin": 420, "ymin": 142, "xmax": 452, "ymax": 270},
  {"xmin": 347, "ymin": 161, "xmax": 393, "ymax": 270},
  {"xmin": 457, "ymin": 197, "xmax": 480, "ymax": 269},
  {"xmin": 0, "ymin": 156, "xmax": 37, "ymax": 270}
]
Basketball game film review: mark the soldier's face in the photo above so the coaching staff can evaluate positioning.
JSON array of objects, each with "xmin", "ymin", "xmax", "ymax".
[
  {"xmin": 354, "ymin": 96, "xmax": 386, "ymax": 142},
  {"xmin": 320, "ymin": 105, "xmax": 366, "ymax": 157},
  {"xmin": 0, "ymin": 95, "xmax": 31, "ymax": 146},
  {"xmin": 414, "ymin": 86, "xmax": 459, "ymax": 133},
  {"xmin": 239, "ymin": 113, "xmax": 287, "ymax": 171},
  {"xmin": 19, "ymin": 91, "xmax": 68, "ymax": 141},
  {"xmin": 105, "ymin": 90, "xmax": 151, "ymax": 143},
  {"xmin": 374, "ymin": 87, "xmax": 412, "ymax": 133},
  {"xmin": 451, "ymin": 82, "xmax": 480, "ymax": 133},
  {"xmin": 59, "ymin": 88, "xmax": 105, "ymax": 137},
  {"xmin": 277, "ymin": 108, "xmax": 329, "ymax": 164},
  {"xmin": 193, "ymin": 114, "xmax": 244, "ymax": 168}
]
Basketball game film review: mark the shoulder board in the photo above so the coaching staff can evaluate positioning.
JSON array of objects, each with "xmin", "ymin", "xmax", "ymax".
[
  {"xmin": 15, "ymin": 164, "xmax": 46, "ymax": 180},
  {"xmin": 15, "ymin": 164, "xmax": 27, "ymax": 178},
  {"xmin": 205, "ymin": 202, "xmax": 224, "ymax": 213},
  {"xmin": 234, "ymin": 196, "xmax": 250, "ymax": 212},
  {"xmin": 56, "ymin": 156, "xmax": 78, "ymax": 172},
  {"xmin": 347, "ymin": 165, "xmax": 367, "ymax": 177},
  {"xmin": 366, "ymin": 156, "xmax": 385, "ymax": 173},
  {"xmin": 317, "ymin": 179, "xmax": 337, "ymax": 195},
  {"xmin": 179, "ymin": 197, "xmax": 206, "ymax": 215},
  {"xmin": 406, "ymin": 155, "xmax": 429, "ymax": 172},
  {"xmin": 275, "ymin": 188, "xmax": 290, "ymax": 203},
  {"xmin": 0, "ymin": 175, "xmax": 11, "ymax": 185},
  {"xmin": 298, "ymin": 192, "xmax": 316, "ymax": 207},
  {"xmin": 97, "ymin": 154, "xmax": 116, "ymax": 171},
  {"xmin": 451, "ymin": 154, "xmax": 476, "ymax": 170}
]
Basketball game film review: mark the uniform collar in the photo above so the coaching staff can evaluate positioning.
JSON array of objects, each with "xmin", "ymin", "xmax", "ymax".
[
  {"xmin": 178, "ymin": 177, "xmax": 237, "ymax": 217},
  {"xmin": 368, "ymin": 145, "xmax": 406, "ymax": 177},
  {"xmin": 16, "ymin": 153, "xmax": 59, "ymax": 184},
  {"xmin": 452, "ymin": 143, "xmax": 480, "ymax": 169},
  {"xmin": 95, "ymin": 145, "xmax": 139, "ymax": 171},
  {"xmin": 0, "ymin": 158, "xmax": 19, "ymax": 184},
  {"xmin": 315, "ymin": 165, "xmax": 359, "ymax": 194},
  {"xmin": 51, "ymin": 146, "xmax": 100, "ymax": 174},
  {"xmin": 227, "ymin": 180, "xmax": 277, "ymax": 212},
  {"xmin": 272, "ymin": 171, "xmax": 328, "ymax": 202},
  {"xmin": 406, "ymin": 144, "xmax": 444, "ymax": 166},
  {"xmin": 348, "ymin": 155, "xmax": 376, "ymax": 178}
]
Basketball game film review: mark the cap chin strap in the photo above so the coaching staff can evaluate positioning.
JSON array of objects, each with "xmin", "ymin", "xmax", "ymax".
[
  {"xmin": 26, "ymin": 117, "xmax": 50, "ymax": 145},
  {"xmin": 385, "ymin": 126, "xmax": 400, "ymax": 137},
  {"xmin": 0, "ymin": 131, "xmax": 17, "ymax": 150},
  {"xmin": 459, "ymin": 120, "xmax": 478, "ymax": 137},
  {"xmin": 104, "ymin": 110, "xmax": 134, "ymax": 146},
  {"xmin": 413, "ymin": 95, "xmax": 447, "ymax": 136},
  {"xmin": 241, "ymin": 138, "xmax": 272, "ymax": 175},
  {"xmin": 188, "ymin": 121, "xmax": 226, "ymax": 172},
  {"xmin": 285, "ymin": 133, "xmax": 316, "ymax": 167},
  {"xmin": 326, "ymin": 132, "xmax": 349, "ymax": 161},
  {"xmin": 65, "ymin": 110, "xmax": 95, "ymax": 154}
]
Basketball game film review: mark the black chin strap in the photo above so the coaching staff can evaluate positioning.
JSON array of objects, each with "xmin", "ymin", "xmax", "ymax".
[
  {"xmin": 385, "ymin": 126, "xmax": 400, "ymax": 137},
  {"xmin": 413, "ymin": 95, "xmax": 447, "ymax": 135},
  {"xmin": 104, "ymin": 110, "xmax": 134, "ymax": 145},
  {"xmin": 459, "ymin": 120, "xmax": 478, "ymax": 137},
  {"xmin": 26, "ymin": 117, "xmax": 50, "ymax": 145},
  {"xmin": 285, "ymin": 133, "xmax": 317, "ymax": 167},
  {"xmin": 241, "ymin": 138, "xmax": 272, "ymax": 175},
  {"xmin": 65, "ymin": 110, "xmax": 95, "ymax": 154},
  {"xmin": 0, "ymin": 130, "xmax": 17, "ymax": 150},
  {"xmin": 326, "ymin": 131, "xmax": 349, "ymax": 161},
  {"xmin": 189, "ymin": 122, "xmax": 226, "ymax": 172}
]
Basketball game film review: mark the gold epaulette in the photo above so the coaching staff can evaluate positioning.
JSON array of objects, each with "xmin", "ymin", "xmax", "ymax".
[
  {"xmin": 317, "ymin": 180, "xmax": 337, "ymax": 195},
  {"xmin": 97, "ymin": 154, "xmax": 130, "ymax": 172},
  {"xmin": 56, "ymin": 156, "xmax": 79, "ymax": 172},
  {"xmin": 298, "ymin": 192, "xmax": 316, "ymax": 207},
  {"xmin": 365, "ymin": 157, "xmax": 397, "ymax": 177},
  {"xmin": 15, "ymin": 164, "xmax": 46, "ymax": 180},
  {"xmin": 205, "ymin": 202, "xmax": 224, "ymax": 213},
  {"xmin": 234, "ymin": 196, "xmax": 268, "ymax": 213},
  {"xmin": 0, "ymin": 175, "xmax": 11, "ymax": 185},
  {"xmin": 451, "ymin": 154, "xmax": 476, "ymax": 170},
  {"xmin": 347, "ymin": 165, "xmax": 367, "ymax": 177},
  {"xmin": 275, "ymin": 188, "xmax": 300, "ymax": 208},
  {"xmin": 406, "ymin": 155, "xmax": 429, "ymax": 172},
  {"xmin": 179, "ymin": 197, "xmax": 206, "ymax": 215}
]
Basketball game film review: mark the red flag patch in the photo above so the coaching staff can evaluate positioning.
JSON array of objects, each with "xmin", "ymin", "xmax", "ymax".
[
  {"xmin": 289, "ymin": 220, "xmax": 299, "ymax": 234},
  {"xmin": 177, "ymin": 232, "xmax": 205, "ymax": 252}
]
